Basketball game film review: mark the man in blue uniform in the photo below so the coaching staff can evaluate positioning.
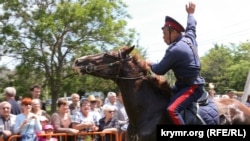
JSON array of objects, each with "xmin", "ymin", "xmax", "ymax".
[{"xmin": 148, "ymin": 2, "xmax": 206, "ymax": 125}]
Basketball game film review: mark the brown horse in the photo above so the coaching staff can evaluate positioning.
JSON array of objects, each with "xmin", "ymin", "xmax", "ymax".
[{"xmin": 72, "ymin": 46, "xmax": 250, "ymax": 141}]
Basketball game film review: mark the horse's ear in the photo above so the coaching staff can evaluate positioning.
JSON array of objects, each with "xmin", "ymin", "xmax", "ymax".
[{"xmin": 123, "ymin": 45, "xmax": 135, "ymax": 55}]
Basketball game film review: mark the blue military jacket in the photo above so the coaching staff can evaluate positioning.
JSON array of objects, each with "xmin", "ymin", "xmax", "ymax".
[{"xmin": 151, "ymin": 14, "xmax": 205, "ymax": 86}]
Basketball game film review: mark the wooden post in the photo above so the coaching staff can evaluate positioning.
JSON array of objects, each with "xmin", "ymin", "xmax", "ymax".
[{"xmin": 241, "ymin": 70, "xmax": 250, "ymax": 103}]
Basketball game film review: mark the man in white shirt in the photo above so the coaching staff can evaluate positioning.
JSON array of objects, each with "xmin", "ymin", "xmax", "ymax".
[{"xmin": 0, "ymin": 101, "xmax": 16, "ymax": 140}]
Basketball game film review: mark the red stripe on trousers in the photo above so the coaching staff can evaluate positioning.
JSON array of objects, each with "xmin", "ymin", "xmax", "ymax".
[{"xmin": 168, "ymin": 85, "xmax": 198, "ymax": 125}]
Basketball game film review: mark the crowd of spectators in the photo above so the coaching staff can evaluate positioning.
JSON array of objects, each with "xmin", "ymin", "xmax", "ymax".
[
  {"xmin": 4, "ymin": 83, "xmax": 249, "ymax": 141},
  {"xmin": 0, "ymin": 84, "xmax": 128, "ymax": 141}
]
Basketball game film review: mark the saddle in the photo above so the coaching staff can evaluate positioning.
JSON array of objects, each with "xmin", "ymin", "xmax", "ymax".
[{"xmin": 181, "ymin": 92, "xmax": 219, "ymax": 125}]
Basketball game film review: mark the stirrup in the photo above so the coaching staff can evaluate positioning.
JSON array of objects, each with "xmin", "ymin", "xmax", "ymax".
[{"xmin": 195, "ymin": 103, "xmax": 206, "ymax": 125}]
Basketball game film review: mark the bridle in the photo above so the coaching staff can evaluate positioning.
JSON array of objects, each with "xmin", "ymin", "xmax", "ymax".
[{"xmin": 79, "ymin": 50, "xmax": 145, "ymax": 80}]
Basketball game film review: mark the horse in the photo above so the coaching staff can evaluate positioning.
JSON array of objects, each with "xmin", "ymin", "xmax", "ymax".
[{"xmin": 72, "ymin": 46, "xmax": 250, "ymax": 141}]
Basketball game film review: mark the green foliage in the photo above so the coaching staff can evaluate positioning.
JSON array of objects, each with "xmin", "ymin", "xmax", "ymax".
[
  {"xmin": 201, "ymin": 42, "xmax": 250, "ymax": 93},
  {"xmin": 0, "ymin": 0, "xmax": 136, "ymax": 112}
]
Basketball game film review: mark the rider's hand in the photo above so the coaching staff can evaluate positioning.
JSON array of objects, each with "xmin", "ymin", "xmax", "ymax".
[
  {"xmin": 186, "ymin": 1, "xmax": 196, "ymax": 14},
  {"xmin": 145, "ymin": 60, "xmax": 152, "ymax": 66},
  {"xmin": 145, "ymin": 60, "xmax": 152, "ymax": 71}
]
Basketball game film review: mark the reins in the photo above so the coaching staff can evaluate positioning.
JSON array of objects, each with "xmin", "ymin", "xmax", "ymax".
[{"xmin": 79, "ymin": 51, "xmax": 145, "ymax": 80}]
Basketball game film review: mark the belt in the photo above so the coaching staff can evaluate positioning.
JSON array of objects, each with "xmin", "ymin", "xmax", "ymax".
[{"xmin": 176, "ymin": 75, "xmax": 198, "ymax": 83}]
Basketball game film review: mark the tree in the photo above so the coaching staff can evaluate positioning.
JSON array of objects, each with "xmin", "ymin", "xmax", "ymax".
[
  {"xmin": 225, "ymin": 42, "xmax": 250, "ymax": 91},
  {"xmin": 201, "ymin": 44, "xmax": 233, "ymax": 93},
  {"xmin": 0, "ymin": 0, "xmax": 135, "ymax": 112},
  {"xmin": 201, "ymin": 42, "xmax": 250, "ymax": 94}
]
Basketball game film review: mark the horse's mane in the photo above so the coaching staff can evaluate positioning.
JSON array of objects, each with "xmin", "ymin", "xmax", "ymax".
[{"xmin": 130, "ymin": 54, "xmax": 173, "ymax": 97}]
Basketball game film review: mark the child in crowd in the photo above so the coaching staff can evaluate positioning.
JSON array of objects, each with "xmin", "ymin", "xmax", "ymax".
[
  {"xmin": 36, "ymin": 116, "xmax": 49, "ymax": 137},
  {"xmin": 38, "ymin": 124, "xmax": 57, "ymax": 141}
]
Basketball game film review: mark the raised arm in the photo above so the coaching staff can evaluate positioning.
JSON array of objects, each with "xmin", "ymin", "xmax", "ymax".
[{"xmin": 185, "ymin": 2, "xmax": 197, "ymax": 39}]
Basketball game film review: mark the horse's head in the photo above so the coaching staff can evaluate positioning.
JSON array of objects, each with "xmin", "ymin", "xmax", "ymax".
[{"xmin": 72, "ymin": 46, "xmax": 149, "ymax": 80}]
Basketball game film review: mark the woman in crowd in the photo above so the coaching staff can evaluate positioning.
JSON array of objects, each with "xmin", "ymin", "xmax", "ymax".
[
  {"xmin": 32, "ymin": 99, "xmax": 51, "ymax": 122},
  {"xmin": 71, "ymin": 99, "xmax": 99, "ymax": 141},
  {"xmin": 51, "ymin": 98, "xmax": 78, "ymax": 134},
  {"xmin": 98, "ymin": 105, "xmax": 120, "ymax": 141},
  {"xmin": 96, "ymin": 97, "xmax": 104, "ymax": 117},
  {"xmin": 13, "ymin": 97, "xmax": 42, "ymax": 141}
]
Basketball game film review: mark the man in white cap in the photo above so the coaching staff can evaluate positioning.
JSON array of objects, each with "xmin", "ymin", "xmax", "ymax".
[{"xmin": 103, "ymin": 92, "xmax": 117, "ymax": 107}]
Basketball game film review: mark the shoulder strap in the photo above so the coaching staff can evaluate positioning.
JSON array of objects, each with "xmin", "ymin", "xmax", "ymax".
[{"xmin": 183, "ymin": 38, "xmax": 201, "ymax": 68}]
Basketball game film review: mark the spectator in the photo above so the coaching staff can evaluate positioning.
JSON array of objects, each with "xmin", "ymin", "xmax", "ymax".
[
  {"xmin": 0, "ymin": 101, "xmax": 16, "ymax": 141},
  {"xmin": 3, "ymin": 87, "xmax": 21, "ymax": 115},
  {"xmin": 208, "ymin": 89, "xmax": 216, "ymax": 99},
  {"xmin": 208, "ymin": 83, "xmax": 216, "ymax": 98},
  {"xmin": 36, "ymin": 116, "xmax": 49, "ymax": 141},
  {"xmin": 103, "ymin": 92, "xmax": 117, "ymax": 109},
  {"xmin": 98, "ymin": 105, "xmax": 120, "ymax": 141},
  {"xmin": 69, "ymin": 93, "xmax": 80, "ymax": 115},
  {"xmin": 51, "ymin": 98, "xmax": 78, "ymax": 134},
  {"xmin": 96, "ymin": 97, "xmax": 104, "ymax": 117},
  {"xmin": 32, "ymin": 99, "xmax": 51, "ymax": 122},
  {"xmin": 39, "ymin": 116, "xmax": 49, "ymax": 130},
  {"xmin": 71, "ymin": 99, "xmax": 99, "ymax": 141},
  {"xmin": 30, "ymin": 84, "xmax": 46, "ymax": 111},
  {"xmin": 38, "ymin": 124, "xmax": 57, "ymax": 141},
  {"xmin": 227, "ymin": 90, "xmax": 236, "ymax": 99},
  {"xmin": 13, "ymin": 97, "xmax": 42, "ymax": 141},
  {"xmin": 17, "ymin": 96, "xmax": 23, "ymax": 105},
  {"xmin": 88, "ymin": 95, "xmax": 102, "ymax": 119},
  {"xmin": 115, "ymin": 91, "xmax": 128, "ymax": 131}
]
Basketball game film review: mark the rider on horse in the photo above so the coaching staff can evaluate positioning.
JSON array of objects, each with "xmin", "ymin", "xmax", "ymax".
[{"xmin": 147, "ymin": 2, "xmax": 206, "ymax": 125}]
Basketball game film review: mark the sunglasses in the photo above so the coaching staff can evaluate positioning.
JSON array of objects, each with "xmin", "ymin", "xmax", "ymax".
[
  {"xmin": 23, "ymin": 103, "xmax": 32, "ymax": 106},
  {"xmin": 61, "ymin": 103, "xmax": 68, "ymax": 105},
  {"xmin": 90, "ymin": 101, "xmax": 97, "ymax": 104},
  {"xmin": 108, "ymin": 111, "xmax": 115, "ymax": 113}
]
